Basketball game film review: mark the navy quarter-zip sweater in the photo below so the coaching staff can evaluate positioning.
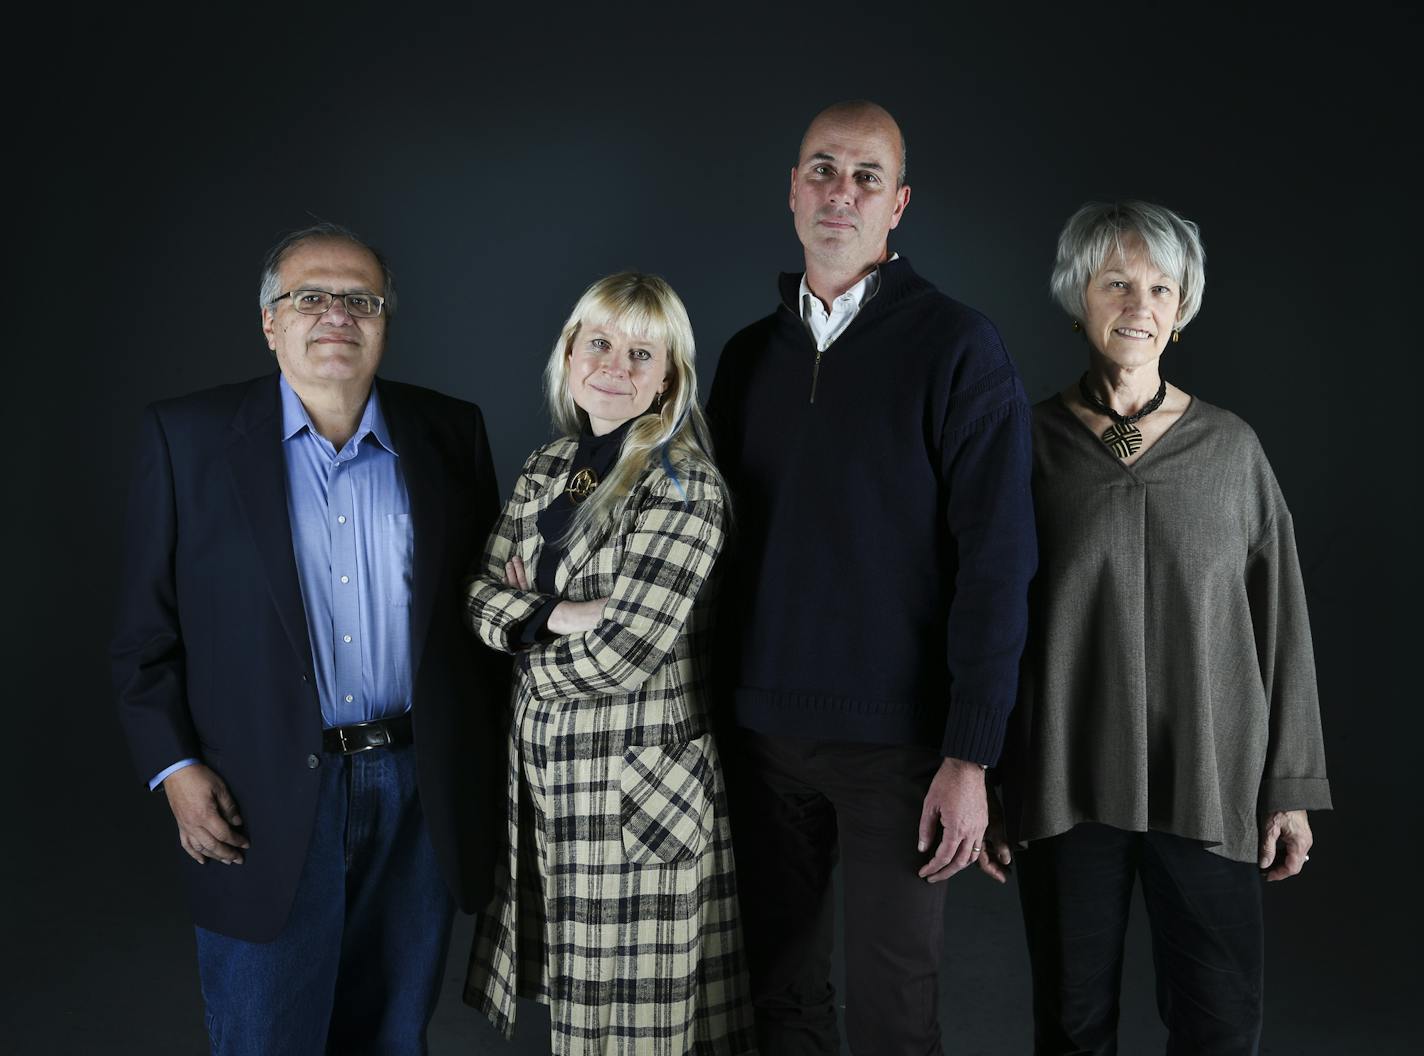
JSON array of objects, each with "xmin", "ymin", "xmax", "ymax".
[{"xmin": 708, "ymin": 257, "xmax": 1036, "ymax": 764}]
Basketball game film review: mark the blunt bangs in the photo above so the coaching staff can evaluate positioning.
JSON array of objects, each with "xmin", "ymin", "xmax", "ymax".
[
  {"xmin": 544, "ymin": 272, "xmax": 698, "ymax": 439},
  {"xmin": 580, "ymin": 300, "xmax": 676, "ymax": 357}
]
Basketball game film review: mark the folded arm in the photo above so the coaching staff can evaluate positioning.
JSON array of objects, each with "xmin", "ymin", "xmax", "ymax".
[{"xmin": 520, "ymin": 473, "xmax": 726, "ymax": 701}]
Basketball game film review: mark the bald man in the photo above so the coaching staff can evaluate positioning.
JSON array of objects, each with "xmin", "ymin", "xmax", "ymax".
[{"xmin": 708, "ymin": 101, "xmax": 1037, "ymax": 1053}]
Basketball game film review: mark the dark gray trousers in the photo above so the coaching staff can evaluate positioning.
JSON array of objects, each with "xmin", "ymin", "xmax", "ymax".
[{"xmin": 727, "ymin": 730, "xmax": 950, "ymax": 1056}]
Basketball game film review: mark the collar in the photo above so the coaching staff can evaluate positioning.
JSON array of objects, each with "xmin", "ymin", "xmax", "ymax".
[
  {"xmin": 279, "ymin": 373, "xmax": 397, "ymax": 456},
  {"xmin": 782, "ymin": 252, "xmax": 909, "ymax": 312},
  {"xmin": 576, "ymin": 412, "xmax": 644, "ymax": 461},
  {"xmin": 797, "ymin": 251, "xmax": 898, "ymax": 316}
]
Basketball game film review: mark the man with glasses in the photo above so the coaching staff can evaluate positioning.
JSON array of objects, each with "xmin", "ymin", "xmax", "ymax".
[{"xmin": 112, "ymin": 222, "xmax": 505, "ymax": 1053}]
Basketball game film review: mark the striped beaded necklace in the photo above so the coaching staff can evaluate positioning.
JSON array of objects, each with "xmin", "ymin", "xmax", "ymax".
[{"xmin": 1078, "ymin": 373, "xmax": 1167, "ymax": 459}]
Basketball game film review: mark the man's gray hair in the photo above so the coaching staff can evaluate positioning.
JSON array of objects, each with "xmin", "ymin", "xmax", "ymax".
[
  {"xmin": 258, "ymin": 221, "xmax": 398, "ymax": 318},
  {"xmin": 1050, "ymin": 201, "xmax": 1205, "ymax": 329}
]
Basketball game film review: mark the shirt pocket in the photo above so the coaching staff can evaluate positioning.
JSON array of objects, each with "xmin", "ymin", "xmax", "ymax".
[
  {"xmin": 376, "ymin": 512, "xmax": 414, "ymax": 607},
  {"xmin": 619, "ymin": 734, "xmax": 714, "ymax": 867}
]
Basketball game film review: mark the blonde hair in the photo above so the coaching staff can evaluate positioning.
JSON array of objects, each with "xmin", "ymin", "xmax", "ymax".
[{"xmin": 543, "ymin": 272, "xmax": 725, "ymax": 539}]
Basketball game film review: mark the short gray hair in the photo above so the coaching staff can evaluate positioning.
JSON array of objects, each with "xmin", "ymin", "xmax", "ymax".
[
  {"xmin": 258, "ymin": 221, "xmax": 398, "ymax": 318},
  {"xmin": 1050, "ymin": 201, "xmax": 1205, "ymax": 329}
]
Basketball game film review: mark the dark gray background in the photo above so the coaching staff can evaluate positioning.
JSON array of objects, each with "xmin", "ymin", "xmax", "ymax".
[{"xmin": 6, "ymin": 5, "xmax": 1419, "ymax": 1053}]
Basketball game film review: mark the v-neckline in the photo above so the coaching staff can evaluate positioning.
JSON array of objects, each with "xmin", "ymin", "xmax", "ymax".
[{"xmin": 1053, "ymin": 392, "xmax": 1197, "ymax": 479}]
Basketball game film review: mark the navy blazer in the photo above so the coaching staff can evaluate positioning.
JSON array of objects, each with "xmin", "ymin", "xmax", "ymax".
[{"xmin": 112, "ymin": 372, "xmax": 507, "ymax": 942}]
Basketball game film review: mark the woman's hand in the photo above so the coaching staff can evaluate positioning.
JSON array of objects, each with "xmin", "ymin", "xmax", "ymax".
[
  {"xmin": 503, "ymin": 555, "xmax": 531, "ymax": 590},
  {"xmin": 547, "ymin": 598, "xmax": 610, "ymax": 635},
  {"xmin": 504, "ymin": 557, "xmax": 609, "ymax": 636},
  {"xmin": 977, "ymin": 784, "xmax": 1013, "ymax": 884},
  {"xmin": 1259, "ymin": 809, "xmax": 1313, "ymax": 881}
]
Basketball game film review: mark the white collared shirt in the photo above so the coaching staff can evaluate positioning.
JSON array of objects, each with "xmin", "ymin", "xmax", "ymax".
[{"xmin": 798, "ymin": 253, "xmax": 898, "ymax": 352}]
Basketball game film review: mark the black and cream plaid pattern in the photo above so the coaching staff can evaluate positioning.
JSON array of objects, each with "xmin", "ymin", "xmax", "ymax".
[{"xmin": 464, "ymin": 438, "xmax": 755, "ymax": 1055}]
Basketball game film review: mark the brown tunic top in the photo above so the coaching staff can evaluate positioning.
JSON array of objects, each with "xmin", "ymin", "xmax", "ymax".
[{"xmin": 1003, "ymin": 395, "xmax": 1332, "ymax": 863}]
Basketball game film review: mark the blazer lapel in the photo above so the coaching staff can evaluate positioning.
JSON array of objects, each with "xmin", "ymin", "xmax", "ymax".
[
  {"xmin": 225, "ymin": 373, "xmax": 315, "ymax": 674},
  {"xmin": 378, "ymin": 380, "xmax": 443, "ymax": 684}
]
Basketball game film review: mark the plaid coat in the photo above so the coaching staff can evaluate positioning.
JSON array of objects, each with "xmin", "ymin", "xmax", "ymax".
[{"xmin": 463, "ymin": 437, "xmax": 755, "ymax": 1055}]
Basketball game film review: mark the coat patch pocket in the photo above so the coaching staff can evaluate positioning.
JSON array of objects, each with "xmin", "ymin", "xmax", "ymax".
[{"xmin": 619, "ymin": 736, "xmax": 714, "ymax": 866}]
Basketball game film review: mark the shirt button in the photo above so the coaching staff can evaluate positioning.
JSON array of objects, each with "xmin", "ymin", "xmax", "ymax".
[
  {"xmin": 343, "ymin": 634, "xmax": 352, "ymax": 643},
  {"xmin": 306, "ymin": 754, "xmax": 320, "ymax": 769},
  {"xmin": 340, "ymin": 575, "xmax": 349, "ymax": 584},
  {"xmin": 337, "ymin": 515, "xmax": 347, "ymax": 525},
  {"xmin": 345, "ymin": 694, "xmax": 354, "ymax": 703},
  {"xmin": 301, "ymin": 673, "xmax": 309, "ymax": 683}
]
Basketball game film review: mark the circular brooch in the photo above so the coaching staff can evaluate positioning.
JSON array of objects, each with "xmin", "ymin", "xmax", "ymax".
[{"xmin": 567, "ymin": 467, "xmax": 599, "ymax": 504}]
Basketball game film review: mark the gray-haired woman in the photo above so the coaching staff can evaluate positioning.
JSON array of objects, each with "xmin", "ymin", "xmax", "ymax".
[{"xmin": 983, "ymin": 201, "xmax": 1332, "ymax": 1054}]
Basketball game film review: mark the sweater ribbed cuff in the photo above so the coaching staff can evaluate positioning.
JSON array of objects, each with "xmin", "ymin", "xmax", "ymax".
[{"xmin": 940, "ymin": 701, "xmax": 1009, "ymax": 766}]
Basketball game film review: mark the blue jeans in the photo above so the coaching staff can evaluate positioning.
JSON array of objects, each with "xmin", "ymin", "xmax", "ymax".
[{"xmin": 195, "ymin": 744, "xmax": 454, "ymax": 1056}]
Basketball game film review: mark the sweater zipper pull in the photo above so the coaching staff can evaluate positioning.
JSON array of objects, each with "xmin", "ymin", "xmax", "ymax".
[{"xmin": 810, "ymin": 348, "xmax": 823, "ymax": 404}]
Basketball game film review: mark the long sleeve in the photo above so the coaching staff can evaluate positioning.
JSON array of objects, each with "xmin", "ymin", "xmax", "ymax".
[
  {"xmin": 706, "ymin": 341, "xmax": 744, "ymax": 481},
  {"xmin": 1247, "ymin": 500, "xmax": 1332, "ymax": 813},
  {"xmin": 519, "ymin": 471, "xmax": 726, "ymax": 702},
  {"xmin": 937, "ymin": 358, "xmax": 1037, "ymax": 765},
  {"xmin": 111, "ymin": 405, "xmax": 200, "ymax": 785}
]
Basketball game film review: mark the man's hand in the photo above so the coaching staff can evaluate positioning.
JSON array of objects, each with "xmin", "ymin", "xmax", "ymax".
[
  {"xmin": 547, "ymin": 598, "xmax": 610, "ymax": 635},
  {"xmin": 916, "ymin": 757, "xmax": 988, "ymax": 883},
  {"xmin": 977, "ymin": 785, "xmax": 1013, "ymax": 884},
  {"xmin": 1259, "ymin": 809, "xmax": 1313, "ymax": 881},
  {"xmin": 163, "ymin": 764, "xmax": 249, "ymax": 865}
]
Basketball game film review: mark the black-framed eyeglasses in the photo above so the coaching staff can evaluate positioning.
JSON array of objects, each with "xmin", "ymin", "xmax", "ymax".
[{"xmin": 270, "ymin": 289, "xmax": 386, "ymax": 319}]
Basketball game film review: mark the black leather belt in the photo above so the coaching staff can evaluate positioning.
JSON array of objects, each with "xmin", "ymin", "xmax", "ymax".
[{"xmin": 322, "ymin": 713, "xmax": 413, "ymax": 755}]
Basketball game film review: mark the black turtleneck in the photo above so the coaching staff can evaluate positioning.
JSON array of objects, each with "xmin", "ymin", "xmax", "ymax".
[
  {"xmin": 534, "ymin": 416, "xmax": 636, "ymax": 592},
  {"xmin": 517, "ymin": 416, "xmax": 638, "ymax": 644}
]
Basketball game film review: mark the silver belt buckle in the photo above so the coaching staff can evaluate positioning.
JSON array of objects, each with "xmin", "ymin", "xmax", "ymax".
[{"xmin": 337, "ymin": 720, "xmax": 389, "ymax": 755}]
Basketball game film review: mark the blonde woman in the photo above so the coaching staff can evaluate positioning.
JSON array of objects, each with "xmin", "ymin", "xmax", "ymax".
[{"xmin": 463, "ymin": 273, "xmax": 753, "ymax": 1055}]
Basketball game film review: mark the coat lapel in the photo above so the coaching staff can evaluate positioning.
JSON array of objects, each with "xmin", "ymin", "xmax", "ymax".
[
  {"xmin": 503, "ymin": 437, "xmax": 618, "ymax": 598},
  {"xmin": 224, "ymin": 373, "xmax": 315, "ymax": 674},
  {"xmin": 554, "ymin": 485, "xmax": 621, "ymax": 595},
  {"xmin": 378, "ymin": 380, "xmax": 443, "ymax": 685},
  {"xmin": 510, "ymin": 441, "xmax": 573, "ymax": 588}
]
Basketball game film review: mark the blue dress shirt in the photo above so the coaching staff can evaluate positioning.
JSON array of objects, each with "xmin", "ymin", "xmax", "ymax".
[{"xmin": 150, "ymin": 377, "xmax": 414, "ymax": 788}]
